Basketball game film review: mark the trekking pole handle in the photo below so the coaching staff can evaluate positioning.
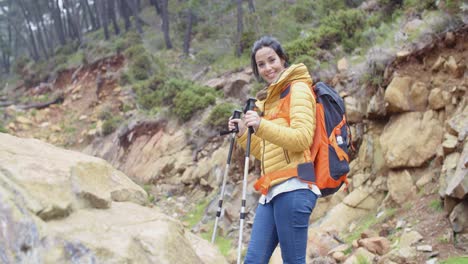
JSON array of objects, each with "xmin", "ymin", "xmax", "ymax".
[
  {"xmin": 219, "ymin": 110, "xmax": 242, "ymax": 136},
  {"xmin": 244, "ymin": 98, "xmax": 257, "ymax": 134}
]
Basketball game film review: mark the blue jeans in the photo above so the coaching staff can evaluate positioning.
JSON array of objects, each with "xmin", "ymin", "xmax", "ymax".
[{"xmin": 244, "ymin": 189, "xmax": 317, "ymax": 264}]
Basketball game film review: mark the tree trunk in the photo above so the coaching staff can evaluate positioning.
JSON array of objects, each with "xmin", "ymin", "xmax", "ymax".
[
  {"xmin": 108, "ymin": 0, "xmax": 120, "ymax": 35},
  {"xmin": 17, "ymin": 0, "xmax": 40, "ymax": 61},
  {"xmin": 183, "ymin": 8, "xmax": 194, "ymax": 56},
  {"xmin": 93, "ymin": 0, "xmax": 101, "ymax": 28},
  {"xmin": 98, "ymin": 0, "xmax": 110, "ymax": 40},
  {"xmin": 236, "ymin": 0, "xmax": 244, "ymax": 57},
  {"xmin": 51, "ymin": 0, "xmax": 66, "ymax": 45},
  {"xmin": 32, "ymin": 0, "xmax": 50, "ymax": 59},
  {"xmin": 131, "ymin": 0, "xmax": 143, "ymax": 33},
  {"xmin": 118, "ymin": 0, "xmax": 132, "ymax": 31},
  {"xmin": 248, "ymin": 0, "xmax": 255, "ymax": 12},
  {"xmin": 149, "ymin": 0, "xmax": 162, "ymax": 15},
  {"xmin": 63, "ymin": 0, "xmax": 79, "ymax": 40},
  {"xmin": 161, "ymin": 0, "xmax": 172, "ymax": 49},
  {"xmin": 82, "ymin": 0, "xmax": 98, "ymax": 30}
]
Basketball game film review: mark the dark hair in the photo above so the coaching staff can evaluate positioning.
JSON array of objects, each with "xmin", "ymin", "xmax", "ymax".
[{"xmin": 250, "ymin": 36, "xmax": 289, "ymax": 81}]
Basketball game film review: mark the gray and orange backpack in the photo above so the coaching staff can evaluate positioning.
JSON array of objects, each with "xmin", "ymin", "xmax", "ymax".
[{"xmin": 256, "ymin": 81, "xmax": 351, "ymax": 197}]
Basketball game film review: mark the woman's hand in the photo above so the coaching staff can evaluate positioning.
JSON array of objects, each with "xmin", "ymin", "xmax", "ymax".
[
  {"xmin": 244, "ymin": 110, "xmax": 261, "ymax": 132},
  {"xmin": 228, "ymin": 116, "xmax": 246, "ymax": 137}
]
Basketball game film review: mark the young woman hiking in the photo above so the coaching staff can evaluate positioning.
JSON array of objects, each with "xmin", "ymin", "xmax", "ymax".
[{"xmin": 228, "ymin": 36, "xmax": 320, "ymax": 264}]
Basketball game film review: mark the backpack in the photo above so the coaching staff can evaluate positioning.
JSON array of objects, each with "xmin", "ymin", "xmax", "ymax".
[
  {"xmin": 258, "ymin": 81, "xmax": 351, "ymax": 197},
  {"xmin": 309, "ymin": 82, "xmax": 351, "ymax": 196}
]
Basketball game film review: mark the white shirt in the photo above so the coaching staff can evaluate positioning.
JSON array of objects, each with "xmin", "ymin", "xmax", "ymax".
[{"xmin": 259, "ymin": 177, "xmax": 321, "ymax": 204}]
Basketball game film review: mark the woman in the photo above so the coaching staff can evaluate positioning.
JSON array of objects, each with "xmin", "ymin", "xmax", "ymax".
[{"xmin": 228, "ymin": 36, "xmax": 320, "ymax": 264}]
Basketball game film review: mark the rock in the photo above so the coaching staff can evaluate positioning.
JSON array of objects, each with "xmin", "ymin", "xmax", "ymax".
[
  {"xmin": 444, "ymin": 56, "xmax": 465, "ymax": 78},
  {"xmin": 445, "ymin": 143, "xmax": 468, "ymax": 199},
  {"xmin": 447, "ymin": 108, "xmax": 468, "ymax": 141},
  {"xmin": 51, "ymin": 125, "xmax": 61, "ymax": 132},
  {"xmin": 449, "ymin": 200, "xmax": 468, "ymax": 233},
  {"xmin": 416, "ymin": 172, "xmax": 433, "ymax": 189},
  {"xmin": 317, "ymin": 190, "xmax": 385, "ymax": 232},
  {"xmin": 204, "ymin": 78, "xmax": 225, "ymax": 90},
  {"xmin": 428, "ymin": 88, "xmax": 449, "ymax": 110},
  {"xmin": 409, "ymin": 81, "xmax": 429, "ymax": 111},
  {"xmin": 337, "ymin": 58, "xmax": 348, "ymax": 72},
  {"xmin": 223, "ymin": 72, "xmax": 251, "ymax": 100},
  {"xmin": 16, "ymin": 116, "xmax": 33, "ymax": 125},
  {"xmin": 186, "ymin": 232, "xmax": 228, "ymax": 264},
  {"xmin": 399, "ymin": 231, "xmax": 423, "ymax": 248},
  {"xmin": 416, "ymin": 245, "xmax": 433, "ymax": 252},
  {"xmin": 343, "ymin": 247, "xmax": 376, "ymax": 264},
  {"xmin": 442, "ymin": 133, "xmax": 459, "ymax": 155},
  {"xmin": 367, "ymin": 87, "xmax": 386, "ymax": 118},
  {"xmin": 344, "ymin": 96, "xmax": 364, "ymax": 123},
  {"xmin": 0, "ymin": 133, "xmax": 147, "ymax": 221},
  {"xmin": 358, "ymin": 237, "xmax": 391, "ymax": 255},
  {"xmin": 380, "ymin": 111, "xmax": 443, "ymax": 168},
  {"xmin": 431, "ymin": 56, "xmax": 445, "ymax": 72},
  {"xmin": 439, "ymin": 152, "xmax": 460, "ymax": 198},
  {"xmin": 387, "ymin": 170, "xmax": 415, "ymax": 206},
  {"xmin": 307, "ymin": 230, "xmax": 342, "ymax": 257},
  {"xmin": 332, "ymin": 251, "xmax": 346, "ymax": 262},
  {"xmin": 352, "ymin": 173, "xmax": 370, "ymax": 189},
  {"xmin": 396, "ymin": 50, "xmax": 411, "ymax": 59},
  {"xmin": 0, "ymin": 133, "xmax": 227, "ymax": 264},
  {"xmin": 444, "ymin": 32, "xmax": 456, "ymax": 47},
  {"xmin": 384, "ymin": 76, "xmax": 412, "ymax": 113}
]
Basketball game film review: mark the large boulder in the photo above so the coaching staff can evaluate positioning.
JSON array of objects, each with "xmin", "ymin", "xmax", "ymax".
[
  {"xmin": 0, "ymin": 133, "xmax": 227, "ymax": 263},
  {"xmin": 380, "ymin": 111, "xmax": 443, "ymax": 168},
  {"xmin": 384, "ymin": 76, "xmax": 429, "ymax": 113}
]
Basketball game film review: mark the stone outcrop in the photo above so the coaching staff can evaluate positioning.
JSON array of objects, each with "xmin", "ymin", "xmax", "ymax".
[
  {"xmin": 380, "ymin": 111, "xmax": 444, "ymax": 168},
  {"xmin": 0, "ymin": 133, "xmax": 226, "ymax": 263}
]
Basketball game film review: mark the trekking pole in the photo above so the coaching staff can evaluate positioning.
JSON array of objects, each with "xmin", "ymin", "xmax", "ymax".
[
  {"xmin": 237, "ymin": 98, "xmax": 257, "ymax": 264},
  {"xmin": 211, "ymin": 110, "xmax": 242, "ymax": 244}
]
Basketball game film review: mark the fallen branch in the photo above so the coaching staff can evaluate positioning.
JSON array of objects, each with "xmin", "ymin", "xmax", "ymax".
[{"xmin": 18, "ymin": 94, "xmax": 64, "ymax": 110}]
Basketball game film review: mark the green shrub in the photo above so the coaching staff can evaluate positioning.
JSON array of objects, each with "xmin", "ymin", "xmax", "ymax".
[
  {"xmin": 115, "ymin": 31, "xmax": 143, "ymax": 53},
  {"xmin": 403, "ymin": 0, "xmax": 437, "ymax": 12},
  {"xmin": 55, "ymin": 41, "xmax": 79, "ymax": 56},
  {"xmin": 102, "ymin": 115, "xmax": 123, "ymax": 136},
  {"xmin": 124, "ymin": 45, "xmax": 147, "ymax": 60},
  {"xmin": 135, "ymin": 80, "xmax": 159, "ymax": 111},
  {"xmin": 13, "ymin": 56, "xmax": 30, "ymax": 76},
  {"xmin": 158, "ymin": 78, "xmax": 188, "ymax": 105},
  {"xmin": 196, "ymin": 48, "xmax": 218, "ymax": 65},
  {"xmin": 284, "ymin": 36, "xmax": 319, "ymax": 62},
  {"xmin": 293, "ymin": 55, "xmax": 318, "ymax": 72},
  {"xmin": 131, "ymin": 54, "xmax": 152, "ymax": 80},
  {"xmin": 119, "ymin": 71, "xmax": 132, "ymax": 86},
  {"xmin": 319, "ymin": 9, "xmax": 366, "ymax": 51},
  {"xmin": 174, "ymin": 84, "xmax": 218, "ymax": 121},
  {"xmin": 206, "ymin": 103, "xmax": 237, "ymax": 129},
  {"xmin": 293, "ymin": 2, "xmax": 313, "ymax": 23}
]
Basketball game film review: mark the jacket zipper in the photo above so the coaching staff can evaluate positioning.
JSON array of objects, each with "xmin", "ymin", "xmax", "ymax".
[
  {"xmin": 261, "ymin": 139, "xmax": 266, "ymax": 175},
  {"xmin": 283, "ymin": 149, "xmax": 291, "ymax": 164}
]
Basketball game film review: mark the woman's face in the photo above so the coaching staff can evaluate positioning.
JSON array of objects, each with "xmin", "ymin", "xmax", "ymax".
[{"xmin": 255, "ymin": 47, "xmax": 285, "ymax": 84}]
